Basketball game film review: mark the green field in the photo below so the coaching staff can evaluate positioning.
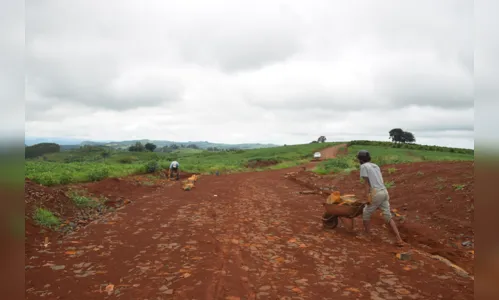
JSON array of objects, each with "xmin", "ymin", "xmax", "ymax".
[
  {"xmin": 25, "ymin": 141, "xmax": 475, "ymax": 186},
  {"xmin": 314, "ymin": 144, "xmax": 474, "ymax": 175},
  {"xmin": 25, "ymin": 142, "xmax": 340, "ymax": 186}
]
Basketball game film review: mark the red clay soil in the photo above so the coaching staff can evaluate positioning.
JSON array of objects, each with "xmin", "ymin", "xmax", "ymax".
[
  {"xmin": 25, "ymin": 147, "xmax": 473, "ymax": 299},
  {"xmin": 290, "ymin": 161, "xmax": 475, "ymax": 276},
  {"xmin": 24, "ymin": 175, "xmax": 171, "ymax": 258},
  {"xmin": 25, "ymin": 179, "xmax": 82, "ymax": 254}
]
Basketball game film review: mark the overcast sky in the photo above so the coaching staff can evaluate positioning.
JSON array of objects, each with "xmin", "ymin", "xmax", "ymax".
[{"xmin": 22, "ymin": 0, "xmax": 477, "ymax": 148}]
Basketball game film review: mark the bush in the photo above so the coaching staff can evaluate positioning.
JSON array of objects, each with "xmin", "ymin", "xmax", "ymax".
[
  {"xmin": 145, "ymin": 161, "xmax": 160, "ymax": 173},
  {"xmin": 86, "ymin": 168, "xmax": 110, "ymax": 182},
  {"xmin": 32, "ymin": 173, "xmax": 59, "ymax": 186},
  {"xmin": 101, "ymin": 151, "xmax": 112, "ymax": 158},
  {"xmin": 119, "ymin": 156, "xmax": 138, "ymax": 164},
  {"xmin": 58, "ymin": 172, "xmax": 74, "ymax": 185}
]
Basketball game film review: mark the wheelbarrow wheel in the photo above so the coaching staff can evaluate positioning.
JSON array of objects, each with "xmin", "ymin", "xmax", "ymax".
[{"xmin": 322, "ymin": 213, "xmax": 339, "ymax": 229}]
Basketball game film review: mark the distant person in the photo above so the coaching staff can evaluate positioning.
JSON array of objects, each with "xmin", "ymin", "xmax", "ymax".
[
  {"xmin": 357, "ymin": 150, "xmax": 405, "ymax": 247},
  {"xmin": 169, "ymin": 160, "xmax": 180, "ymax": 180}
]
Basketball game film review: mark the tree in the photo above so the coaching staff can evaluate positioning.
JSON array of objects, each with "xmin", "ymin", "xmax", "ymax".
[
  {"xmin": 389, "ymin": 128, "xmax": 416, "ymax": 144},
  {"xmin": 402, "ymin": 131, "xmax": 416, "ymax": 143},
  {"xmin": 128, "ymin": 142, "xmax": 145, "ymax": 152},
  {"xmin": 317, "ymin": 136, "xmax": 327, "ymax": 143},
  {"xmin": 389, "ymin": 128, "xmax": 405, "ymax": 143},
  {"xmin": 101, "ymin": 150, "xmax": 111, "ymax": 158},
  {"xmin": 144, "ymin": 142, "xmax": 157, "ymax": 152}
]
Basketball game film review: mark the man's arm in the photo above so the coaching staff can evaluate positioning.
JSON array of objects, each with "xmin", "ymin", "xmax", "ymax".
[
  {"xmin": 360, "ymin": 165, "xmax": 371, "ymax": 202},
  {"xmin": 361, "ymin": 177, "xmax": 371, "ymax": 203}
]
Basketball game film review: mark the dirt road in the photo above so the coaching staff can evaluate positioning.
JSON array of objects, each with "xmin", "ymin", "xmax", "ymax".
[
  {"xmin": 303, "ymin": 143, "xmax": 347, "ymax": 170},
  {"xmin": 25, "ymin": 146, "xmax": 473, "ymax": 299}
]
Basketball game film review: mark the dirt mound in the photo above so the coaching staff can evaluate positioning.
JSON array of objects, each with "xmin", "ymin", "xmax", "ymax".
[
  {"xmin": 285, "ymin": 170, "xmax": 336, "ymax": 193},
  {"xmin": 81, "ymin": 177, "xmax": 154, "ymax": 199},
  {"xmin": 245, "ymin": 159, "xmax": 279, "ymax": 168},
  {"xmin": 25, "ymin": 176, "xmax": 161, "ymax": 257},
  {"xmin": 25, "ymin": 179, "xmax": 80, "ymax": 255},
  {"xmin": 287, "ymin": 161, "xmax": 475, "ymax": 274},
  {"xmin": 25, "ymin": 179, "xmax": 79, "ymax": 219}
]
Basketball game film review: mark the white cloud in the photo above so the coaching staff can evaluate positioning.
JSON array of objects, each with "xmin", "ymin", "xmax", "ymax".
[{"xmin": 24, "ymin": 0, "xmax": 477, "ymax": 148}]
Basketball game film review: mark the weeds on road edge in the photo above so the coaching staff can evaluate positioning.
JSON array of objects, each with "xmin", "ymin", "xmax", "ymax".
[{"xmin": 33, "ymin": 208, "xmax": 60, "ymax": 229}]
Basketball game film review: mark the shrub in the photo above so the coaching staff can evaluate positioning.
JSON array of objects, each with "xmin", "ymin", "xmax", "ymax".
[
  {"xmin": 101, "ymin": 151, "xmax": 112, "ymax": 158},
  {"xmin": 32, "ymin": 173, "xmax": 59, "ymax": 186},
  {"xmin": 87, "ymin": 168, "xmax": 110, "ymax": 182},
  {"xmin": 145, "ymin": 161, "xmax": 160, "ymax": 173},
  {"xmin": 119, "ymin": 156, "xmax": 138, "ymax": 164},
  {"xmin": 58, "ymin": 172, "xmax": 74, "ymax": 185}
]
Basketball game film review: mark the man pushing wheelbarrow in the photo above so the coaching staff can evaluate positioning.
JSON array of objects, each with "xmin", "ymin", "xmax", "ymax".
[{"xmin": 322, "ymin": 150, "xmax": 405, "ymax": 247}]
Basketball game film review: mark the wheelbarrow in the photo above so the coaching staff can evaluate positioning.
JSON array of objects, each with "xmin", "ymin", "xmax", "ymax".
[{"xmin": 322, "ymin": 202, "xmax": 366, "ymax": 229}]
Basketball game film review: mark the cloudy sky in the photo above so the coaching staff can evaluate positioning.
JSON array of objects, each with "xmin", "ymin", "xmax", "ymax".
[{"xmin": 23, "ymin": 0, "xmax": 476, "ymax": 148}]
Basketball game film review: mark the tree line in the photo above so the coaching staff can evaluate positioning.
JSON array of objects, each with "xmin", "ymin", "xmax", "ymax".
[{"xmin": 25, "ymin": 143, "xmax": 61, "ymax": 158}]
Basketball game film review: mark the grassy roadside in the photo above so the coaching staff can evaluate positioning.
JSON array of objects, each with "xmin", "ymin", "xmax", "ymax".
[{"xmin": 314, "ymin": 144, "xmax": 474, "ymax": 175}]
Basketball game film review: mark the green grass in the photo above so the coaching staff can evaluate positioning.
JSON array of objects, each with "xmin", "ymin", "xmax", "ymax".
[
  {"xmin": 387, "ymin": 167, "xmax": 397, "ymax": 174},
  {"xmin": 26, "ymin": 142, "xmax": 339, "ymax": 186},
  {"xmin": 33, "ymin": 208, "xmax": 60, "ymax": 229},
  {"xmin": 452, "ymin": 184, "xmax": 466, "ymax": 191},
  {"xmin": 67, "ymin": 190, "xmax": 102, "ymax": 208},
  {"xmin": 314, "ymin": 144, "xmax": 474, "ymax": 175},
  {"xmin": 384, "ymin": 181, "xmax": 396, "ymax": 189}
]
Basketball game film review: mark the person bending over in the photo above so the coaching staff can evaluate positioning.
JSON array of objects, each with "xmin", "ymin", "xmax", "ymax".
[{"xmin": 169, "ymin": 160, "xmax": 180, "ymax": 180}]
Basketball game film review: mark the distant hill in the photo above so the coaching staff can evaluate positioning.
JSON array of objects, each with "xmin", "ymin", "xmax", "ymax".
[
  {"xmin": 25, "ymin": 143, "xmax": 61, "ymax": 158},
  {"xmin": 25, "ymin": 137, "xmax": 279, "ymax": 150},
  {"xmin": 80, "ymin": 139, "xmax": 279, "ymax": 150},
  {"xmin": 60, "ymin": 145, "xmax": 82, "ymax": 151},
  {"xmin": 25, "ymin": 137, "xmax": 88, "ymax": 146}
]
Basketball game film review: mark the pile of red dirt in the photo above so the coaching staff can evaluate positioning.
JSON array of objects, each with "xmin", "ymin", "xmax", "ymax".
[
  {"xmin": 285, "ymin": 170, "xmax": 336, "ymax": 192},
  {"xmin": 245, "ymin": 159, "xmax": 279, "ymax": 168},
  {"xmin": 80, "ymin": 177, "xmax": 155, "ymax": 200},
  {"xmin": 287, "ymin": 161, "xmax": 475, "ymax": 274},
  {"xmin": 25, "ymin": 179, "xmax": 80, "ymax": 254},
  {"xmin": 25, "ymin": 176, "xmax": 163, "ymax": 257},
  {"xmin": 25, "ymin": 179, "xmax": 80, "ymax": 220}
]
